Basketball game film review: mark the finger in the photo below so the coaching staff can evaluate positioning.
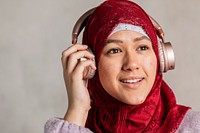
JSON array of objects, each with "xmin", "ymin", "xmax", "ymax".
[
  {"xmin": 72, "ymin": 60, "xmax": 96, "ymax": 80},
  {"xmin": 61, "ymin": 44, "xmax": 88, "ymax": 69},
  {"xmin": 67, "ymin": 50, "xmax": 95, "ymax": 75}
]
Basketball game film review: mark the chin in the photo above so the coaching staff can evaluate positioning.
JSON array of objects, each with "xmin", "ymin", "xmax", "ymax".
[{"xmin": 123, "ymin": 97, "xmax": 146, "ymax": 105}]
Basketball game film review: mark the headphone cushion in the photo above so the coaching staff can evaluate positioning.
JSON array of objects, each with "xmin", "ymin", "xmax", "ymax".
[{"xmin": 158, "ymin": 40, "xmax": 165, "ymax": 73}]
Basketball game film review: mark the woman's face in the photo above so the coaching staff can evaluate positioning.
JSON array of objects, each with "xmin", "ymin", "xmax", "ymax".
[{"xmin": 98, "ymin": 30, "xmax": 157, "ymax": 105}]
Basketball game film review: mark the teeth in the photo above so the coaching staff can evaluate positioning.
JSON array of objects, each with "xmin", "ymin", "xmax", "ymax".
[{"xmin": 121, "ymin": 79, "xmax": 142, "ymax": 83}]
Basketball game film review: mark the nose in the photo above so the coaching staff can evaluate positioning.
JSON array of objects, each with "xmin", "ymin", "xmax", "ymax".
[{"xmin": 122, "ymin": 52, "xmax": 140, "ymax": 71}]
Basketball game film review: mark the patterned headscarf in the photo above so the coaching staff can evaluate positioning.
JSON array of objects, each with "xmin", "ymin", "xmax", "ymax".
[{"xmin": 82, "ymin": 1, "xmax": 190, "ymax": 132}]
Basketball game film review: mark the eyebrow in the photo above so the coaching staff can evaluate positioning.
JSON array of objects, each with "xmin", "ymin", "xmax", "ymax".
[
  {"xmin": 105, "ymin": 36, "xmax": 151, "ymax": 45},
  {"xmin": 105, "ymin": 39, "xmax": 123, "ymax": 45}
]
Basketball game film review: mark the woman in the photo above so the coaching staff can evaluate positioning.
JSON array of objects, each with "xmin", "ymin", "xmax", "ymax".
[{"xmin": 45, "ymin": 1, "xmax": 200, "ymax": 132}]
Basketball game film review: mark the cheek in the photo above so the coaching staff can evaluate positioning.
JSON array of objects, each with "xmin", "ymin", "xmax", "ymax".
[
  {"xmin": 98, "ymin": 59, "xmax": 111, "ymax": 91},
  {"xmin": 98, "ymin": 57, "xmax": 121, "ymax": 88},
  {"xmin": 99, "ymin": 58, "xmax": 116, "ymax": 79},
  {"xmin": 142, "ymin": 55, "xmax": 157, "ymax": 74}
]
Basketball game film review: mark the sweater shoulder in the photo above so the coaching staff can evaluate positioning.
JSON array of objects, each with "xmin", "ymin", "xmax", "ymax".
[
  {"xmin": 177, "ymin": 109, "xmax": 200, "ymax": 133},
  {"xmin": 44, "ymin": 117, "xmax": 93, "ymax": 133}
]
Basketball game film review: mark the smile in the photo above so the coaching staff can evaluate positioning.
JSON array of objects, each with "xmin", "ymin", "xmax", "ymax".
[
  {"xmin": 120, "ymin": 78, "xmax": 144, "ymax": 84},
  {"xmin": 119, "ymin": 77, "xmax": 144, "ymax": 89}
]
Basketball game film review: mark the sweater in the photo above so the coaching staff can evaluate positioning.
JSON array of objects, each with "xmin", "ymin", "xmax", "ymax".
[{"xmin": 44, "ymin": 110, "xmax": 200, "ymax": 133}]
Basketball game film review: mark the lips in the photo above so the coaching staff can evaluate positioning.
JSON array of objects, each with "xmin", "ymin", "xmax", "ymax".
[
  {"xmin": 120, "ymin": 78, "xmax": 144, "ymax": 84},
  {"xmin": 120, "ymin": 78, "xmax": 143, "ymax": 83},
  {"xmin": 119, "ymin": 77, "xmax": 144, "ymax": 89}
]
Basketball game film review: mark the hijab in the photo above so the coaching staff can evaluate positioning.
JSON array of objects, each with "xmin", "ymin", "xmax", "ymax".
[{"xmin": 82, "ymin": 1, "xmax": 190, "ymax": 132}]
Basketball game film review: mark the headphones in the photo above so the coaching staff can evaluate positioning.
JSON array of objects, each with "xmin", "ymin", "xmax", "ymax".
[{"xmin": 72, "ymin": 7, "xmax": 175, "ymax": 78}]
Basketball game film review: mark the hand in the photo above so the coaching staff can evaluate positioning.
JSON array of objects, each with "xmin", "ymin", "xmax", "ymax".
[{"xmin": 61, "ymin": 44, "xmax": 96, "ymax": 126}]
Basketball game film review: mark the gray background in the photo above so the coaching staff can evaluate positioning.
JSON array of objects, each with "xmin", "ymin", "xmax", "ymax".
[{"xmin": 1, "ymin": 0, "xmax": 200, "ymax": 132}]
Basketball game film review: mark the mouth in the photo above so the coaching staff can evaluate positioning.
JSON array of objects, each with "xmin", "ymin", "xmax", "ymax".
[
  {"xmin": 119, "ymin": 77, "xmax": 144, "ymax": 89},
  {"xmin": 120, "ymin": 78, "xmax": 144, "ymax": 84}
]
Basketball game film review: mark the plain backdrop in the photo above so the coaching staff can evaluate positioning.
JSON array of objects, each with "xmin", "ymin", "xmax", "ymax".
[{"xmin": 0, "ymin": 0, "xmax": 200, "ymax": 132}]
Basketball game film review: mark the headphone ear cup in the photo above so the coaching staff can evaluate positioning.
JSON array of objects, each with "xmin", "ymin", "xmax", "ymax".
[
  {"xmin": 82, "ymin": 46, "xmax": 96, "ymax": 79},
  {"xmin": 162, "ymin": 42, "xmax": 175, "ymax": 72},
  {"xmin": 158, "ymin": 41, "xmax": 175, "ymax": 73},
  {"xmin": 158, "ymin": 40, "xmax": 165, "ymax": 73},
  {"xmin": 84, "ymin": 64, "xmax": 96, "ymax": 79}
]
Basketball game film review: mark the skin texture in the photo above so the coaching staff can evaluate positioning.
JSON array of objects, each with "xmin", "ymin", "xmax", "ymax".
[{"xmin": 98, "ymin": 30, "xmax": 157, "ymax": 105}]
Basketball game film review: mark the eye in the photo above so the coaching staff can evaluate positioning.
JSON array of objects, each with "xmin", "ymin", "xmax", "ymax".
[
  {"xmin": 107, "ymin": 48, "xmax": 122, "ymax": 54},
  {"xmin": 137, "ymin": 45, "xmax": 149, "ymax": 51}
]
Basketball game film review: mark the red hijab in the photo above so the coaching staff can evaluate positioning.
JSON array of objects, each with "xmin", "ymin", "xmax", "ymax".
[{"xmin": 82, "ymin": 1, "xmax": 190, "ymax": 132}]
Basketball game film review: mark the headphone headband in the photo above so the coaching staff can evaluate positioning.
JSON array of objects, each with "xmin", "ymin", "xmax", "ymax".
[
  {"xmin": 72, "ymin": 7, "xmax": 175, "ymax": 73},
  {"xmin": 72, "ymin": 8, "xmax": 96, "ymax": 44}
]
